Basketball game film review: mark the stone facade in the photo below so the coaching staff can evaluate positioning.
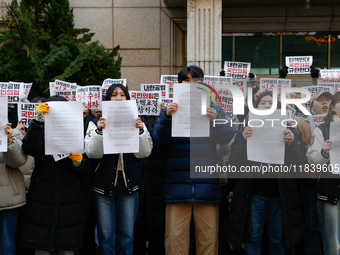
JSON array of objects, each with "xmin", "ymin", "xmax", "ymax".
[
  {"xmin": 69, "ymin": 0, "xmax": 186, "ymax": 90},
  {"xmin": 187, "ymin": 0, "xmax": 222, "ymax": 77},
  {"xmin": 2, "ymin": 0, "xmax": 340, "ymax": 89}
]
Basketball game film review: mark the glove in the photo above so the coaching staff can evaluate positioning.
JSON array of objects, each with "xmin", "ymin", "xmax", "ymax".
[
  {"xmin": 69, "ymin": 153, "xmax": 83, "ymax": 167},
  {"xmin": 279, "ymin": 66, "xmax": 289, "ymax": 78},
  {"xmin": 310, "ymin": 66, "xmax": 320, "ymax": 78},
  {"xmin": 248, "ymin": 73, "xmax": 257, "ymax": 87},
  {"xmin": 248, "ymin": 73, "xmax": 255, "ymax": 79},
  {"xmin": 219, "ymin": 70, "xmax": 225, "ymax": 76},
  {"xmin": 35, "ymin": 103, "xmax": 49, "ymax": 122}
]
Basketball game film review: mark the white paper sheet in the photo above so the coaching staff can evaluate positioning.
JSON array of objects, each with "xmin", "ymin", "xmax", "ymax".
[
  {"xmin": 44, "ymin": 102, "xmax": 84, "ymax": 155},
  {"xmin": 172, "ymin": 83, "xmax": 210, "ymax": 137},
  {"xmin": 330, "ymin": 122, "xmax": 340, "ymax": 174},
  {"xmin": 0, "ymin": 97, "xmax": 8, "ymax": 152},
  {"xmin": 247, "ymin": 110, "xmax": 286, "ymax": 164},
  {"xmin": 102, "ymin": 100, "xmax": 139, "ymax": 154}
]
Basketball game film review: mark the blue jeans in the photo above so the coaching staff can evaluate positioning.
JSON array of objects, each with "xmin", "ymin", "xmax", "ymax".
[
  {"xmin": 301, "ymin": 180, "xmax": 322, "ymax": 255},
  {"xmin": 245, "ymin": 195, "xmax": 285, "ymax": 255},
  {"xmin": 0, "ymin": 208, "xmax": 19, "ymax": 255},
  {"xmin": 317, "ymin": 199, "xmax": 340, "ymax": 254},
  {"xmin": 93, "ymin": 173, "xmax": 139, "ymax": 255}
]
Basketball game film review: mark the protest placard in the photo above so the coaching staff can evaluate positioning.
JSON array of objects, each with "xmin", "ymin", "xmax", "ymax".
[
  {"xmin": 49, "ymin": 80, "xmax": 78, "ymax": 97},
  {"xmin": 224, "ymin": 61, "xmax": 251, "ymax": 80},
  {"xmin": 23, "ymin": 83, "xmax": 32, "ymax": 99},
  {"xmin": 129, "ymin": 91, "xmax": 161, "ymax": 116},
  {"xmin": 160, "ymin": 75, "xmax": 178, "ymax": 98},
  {"xmin": 308, "ymin": 114, "xmax": 326, "ymax": 136},
  {"xmin": 321, "ymin": 69, "xmax": 340, "ymax": 79},
  {"xmin": 55, "ymin": 90, "xmax": 77, "ymax": 101},
  {"xmin": 203, "ymin": 76, "xmax": 232, "ymax": 89},
  {"xmin": 0, "ymin": 96, "xmax": 8, "ymax": 151},
  {"xmin": 317, "ymin": 79, "xmax": 340, "ymax": 93},
  {"xmin": 286, "ymin": 105, "xmax": 296, "ymax": 120},
  {"xmin": 260, "ymin": 78, "xmax": 291, "ymax": 100},
  {"xmin": 76, "ymin": 86, "xmax": 102, "ymax": 109},
  {"xmin": 161, "ymin": 98, "xmax": 174, "ymax": 106},
  {"xmin": 101, "ymin": 79, "xmax": 126, "ymax": 96},
  {"xmin": 285, "ymin": 56, "xmax": 313, "ymax": 74},
  {"xmin": 18, "ymin": 103, "xmax": 39, "ymax": 128},
  {"xmin": 141, "ymin": 84, "xmax": 168, "ymax": 98},
  {"xmin": 233, "ymin": 79, "xmax": 247, "ymax": 98},
  {"xmin": 0, "ymin": 82, "xmax": 24, "ymax": 103}
]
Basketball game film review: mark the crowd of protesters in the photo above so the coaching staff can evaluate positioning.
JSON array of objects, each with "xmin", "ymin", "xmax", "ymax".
[{"xmin": 1, "ymin": 64, "xmax": 340, "ymax": 255}]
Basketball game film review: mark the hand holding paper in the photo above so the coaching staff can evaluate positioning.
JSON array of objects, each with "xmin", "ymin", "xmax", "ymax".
[
  {"xmin": 135, "ymin": 117, "xmax": 143, "ymax": 130},
  {"xmin": 97, "ymin": 117, "xmax": 106, "ymax": 130},
  {"xmin": 310, "ymin": 66, "xmax": 320, "ymax": 78},
  {"xmin": 69, "ymin": 153, "xmax": 83, "ymax": 162},
  {"xmin": 5, "ymin": 123, "xmax": 12, "ymax": 144},
  {"xmin": 36, "ymin": 103, "xmax": 49, "ymax": 122},
  {"xmin": 166, "ymin": 102, "xmax": 178, "ymax": 117},
  {"xmin": 323, "ymin": 140, "xmax": 332, "ymax": 154},
  {"xmin": 283, "ymin": 129, "xmax": 294, "ymax": 145},
  {"xmin": 243, "ymin": 127, "xmax": 253, "ymax": 141},
  {"xmin": 69, "ymin": 153, "xmax": 83, "ymax": 167},
  {"xmin": 206, "ymin": 108, "xmax": 217, "ymax": 121},
  {"xmin": 36, "ymin": 103, "xmax": 49, "ymax": 114}
]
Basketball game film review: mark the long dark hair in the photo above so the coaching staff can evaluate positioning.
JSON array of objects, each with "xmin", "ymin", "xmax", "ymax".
[
  {"xmin": 46, "ymin": 95, "xmax": 67, "ymax": 102},
  {"xmin": 324, "ymin": 92, "xmax": 340, "ymax": 126},
  {"xmin": 254, "ymin": 91, "xmax": 281, "ymax": 109},
  {"xmin": 105, "ymin": 84, "xmax": 130, "ymax": 101}
]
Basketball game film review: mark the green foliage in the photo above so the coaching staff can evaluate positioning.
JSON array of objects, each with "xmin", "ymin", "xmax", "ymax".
[{"xmin": 0, "ymin": 0, "xmax": 122, "ymax": 99}]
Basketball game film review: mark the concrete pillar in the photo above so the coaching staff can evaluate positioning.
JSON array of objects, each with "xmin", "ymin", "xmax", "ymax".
[{"xmin": 187, "ymin": 0, "xmax": 222, "ymax": 75}]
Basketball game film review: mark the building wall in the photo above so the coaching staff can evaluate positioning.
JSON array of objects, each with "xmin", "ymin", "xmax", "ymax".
[
  {"xmin": 222, "ymin": 5, "xmax": 340, "ymax": 32},
  {"xmin": 69, "ymin": 0, "xmax": 186, "ymax": 90}
]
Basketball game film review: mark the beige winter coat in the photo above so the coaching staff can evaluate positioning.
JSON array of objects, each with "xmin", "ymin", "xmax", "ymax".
[{"xmin": 0, "ymin": 129, "xmax": 28, "ymax": 210}]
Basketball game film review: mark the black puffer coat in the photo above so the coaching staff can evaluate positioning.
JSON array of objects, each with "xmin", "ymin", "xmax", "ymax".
[
  {"xmin": 141, "ymin": 116, "xmax": 168, "ymax": 233},
  {"xmin": 228, "ymin": 126, "xmax": 305, "ymax": 251},
  {"xmin": 21, "ymin": 120, "xmax": 91, "ymax": 251}
]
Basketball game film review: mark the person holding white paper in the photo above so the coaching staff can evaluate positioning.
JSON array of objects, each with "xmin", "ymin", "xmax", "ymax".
[
  {"xmin": 152, "ymin": 66, "xmax": 234, "ymax": 255},
  {"xmin": 295, "ymin": 90, "xmax": 332, "ymax": 255},
  {"xmin": 307, "ymin": 92, "xmax": 340, "ymax": 255},
  {"xmin": 20, "ymin": 96, "xmax": 92, "ymax": 255},
  {"xmin": 84, "ymin": 84, "xmax": 152, "ymax": 255},
  {"xmin": 0, "ymin": 123, "xmax": 28, "ymax": 255},
  {"xmin": 229, "ymin": 91, "xmax": 305, "ymax": 255}
]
